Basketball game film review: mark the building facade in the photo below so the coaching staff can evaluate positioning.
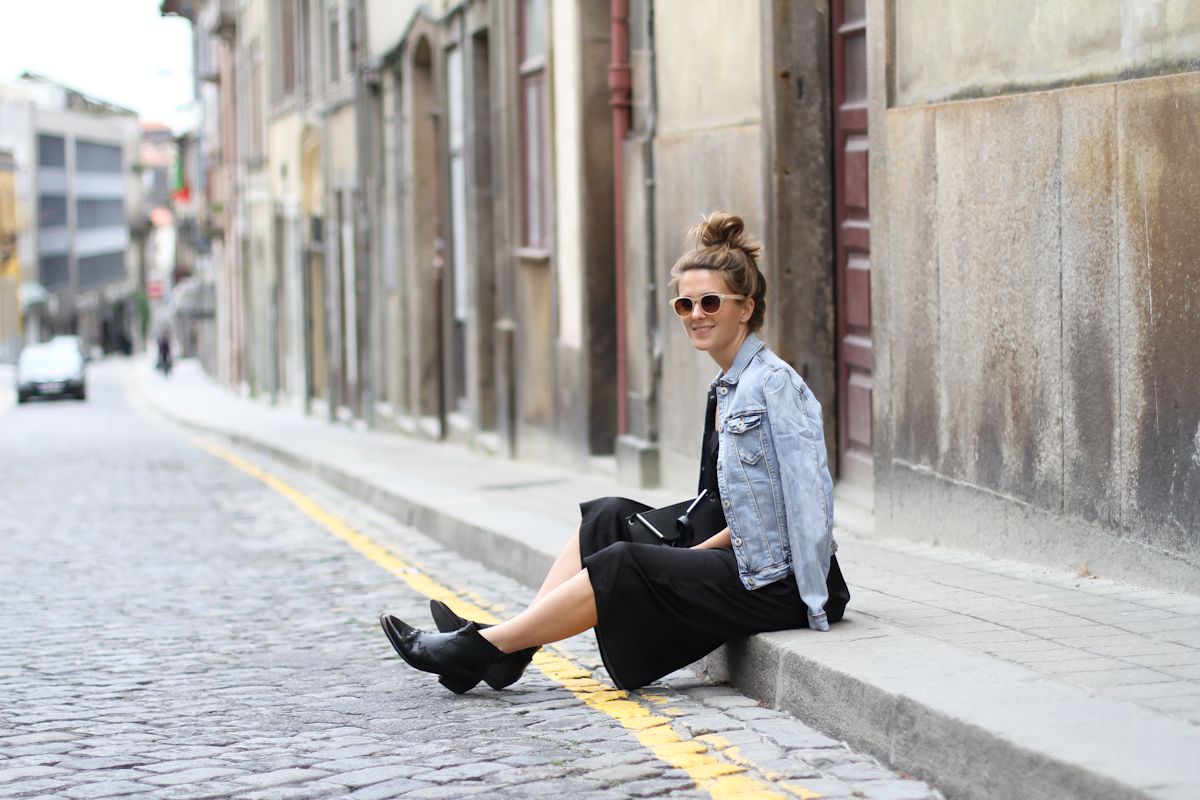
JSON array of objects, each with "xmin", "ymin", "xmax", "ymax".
[
  {"xmin": 171, "ymin": 0, "xmax": 1200, "ymax": 594},
  {"xmin": 0, "ymin": 81, "xmax": 36, "ymax": 360},
  {"xmin": 0, "ymin": 150, "xmax": 20, "ymax": 361},
  {"xmin": 18, "ymin": 75, "xmax": 145, "ymax": 355}
]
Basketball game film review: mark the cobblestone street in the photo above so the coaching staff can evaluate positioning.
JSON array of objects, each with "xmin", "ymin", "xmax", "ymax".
[{"xmin": 0, "ymin": 363, "xmax": 939, "ymax": 800}]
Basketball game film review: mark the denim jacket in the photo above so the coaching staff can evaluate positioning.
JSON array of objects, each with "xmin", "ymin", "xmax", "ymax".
[{"xmin": 703, "ymin": 334, "xmax": 836, "ymax": 630}]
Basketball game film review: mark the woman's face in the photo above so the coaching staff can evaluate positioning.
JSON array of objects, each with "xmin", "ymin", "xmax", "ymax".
[{"xmin": 675, "ymin": 269, "xmax": 754, "ymax": 368}]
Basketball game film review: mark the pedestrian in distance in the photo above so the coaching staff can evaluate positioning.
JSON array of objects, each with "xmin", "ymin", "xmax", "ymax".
[
  {"xmin": 157, "ymin": 330, "xmax": 172, "ymax": 377},
  {"xmin": 381, "ymin": 211, "xmax": 849, "ymax": 693}
]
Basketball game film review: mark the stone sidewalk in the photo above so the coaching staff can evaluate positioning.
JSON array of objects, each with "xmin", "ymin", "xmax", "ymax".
[{"xmin": 129, "ymin": 356, "xmax": 1200, "ymax": 800}]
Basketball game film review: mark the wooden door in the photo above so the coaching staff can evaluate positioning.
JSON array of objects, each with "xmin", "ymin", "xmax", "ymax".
[
  {"xmin": 306, "ymin": 217, "xmax": 327, "ymax": 401},
  {"xmin": 832, "ymin": 0, "xmax": 873, "ymax": 489}
]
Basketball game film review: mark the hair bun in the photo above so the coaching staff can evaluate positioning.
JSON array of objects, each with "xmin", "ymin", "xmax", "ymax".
[
  {"xmin": 697, "ymin": 211, "xmax": 745, "ymax": 250},
  {"xmin": 689, "ymin": 211, "xmax": 761, "ymax": 263}
]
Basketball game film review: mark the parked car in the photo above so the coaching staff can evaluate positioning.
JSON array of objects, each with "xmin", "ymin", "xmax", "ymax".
[{"xmin": 16, "ymin": 343, "xmax": 87, "ymax": 403}]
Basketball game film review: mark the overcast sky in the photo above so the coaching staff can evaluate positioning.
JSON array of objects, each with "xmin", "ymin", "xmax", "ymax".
[{"xmin": 0, "ymin": 0, "xmax": 195, "ymax": 131}]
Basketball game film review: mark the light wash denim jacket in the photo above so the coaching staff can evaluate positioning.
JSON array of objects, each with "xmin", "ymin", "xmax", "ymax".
[{"xmin": 707, "ymin": 334, "xmax": 836, "ymax": 630}]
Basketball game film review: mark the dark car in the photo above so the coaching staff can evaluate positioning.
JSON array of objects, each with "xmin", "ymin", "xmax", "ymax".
[{"xmin": 16, "ymin": 343, "xmax": 87, "ymax": 403}]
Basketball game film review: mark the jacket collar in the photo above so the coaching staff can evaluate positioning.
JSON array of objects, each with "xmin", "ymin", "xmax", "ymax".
[{"xmin": 711, "ymin": 333, "xmax": 765, "ymax": 388}]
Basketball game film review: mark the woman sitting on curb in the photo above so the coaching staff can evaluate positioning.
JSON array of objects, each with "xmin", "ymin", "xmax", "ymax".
[{"xmin": 381, "ymin": 210, "xmax": 849, "ymax": 693}]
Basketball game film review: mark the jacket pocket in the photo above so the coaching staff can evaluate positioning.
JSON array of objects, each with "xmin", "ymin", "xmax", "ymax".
[{"xmin": 728, "ymin": 412, "xmax": 765, "ymax": 465}]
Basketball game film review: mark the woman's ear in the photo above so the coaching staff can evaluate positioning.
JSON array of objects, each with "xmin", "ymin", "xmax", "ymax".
[{"xmin": 740, "ymin": 298, "xmax": 755, "ymax": 324}]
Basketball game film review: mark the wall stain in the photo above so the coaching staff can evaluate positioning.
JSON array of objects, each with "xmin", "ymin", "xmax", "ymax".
[
  {"xmin": 1120, "ymin": 78, "xmax": 1200, "ymax": 554},
  {"xmin": 908, "ymin": 59, "xmax": 1200, "ymax": 108}
]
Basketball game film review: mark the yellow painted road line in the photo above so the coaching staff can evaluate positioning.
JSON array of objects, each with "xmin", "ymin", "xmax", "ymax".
[{"xmin": 195, "ymin": 437, "xmax": 818, "ymax": 800}]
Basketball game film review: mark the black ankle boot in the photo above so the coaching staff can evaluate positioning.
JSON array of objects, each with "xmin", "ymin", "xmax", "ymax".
[
  {"xmin": 429, "ymin": 599, "xmax": 540, "ymax": 690},
  {"xmin": 380, "ymin": 614, "xmax": 502, "ymax": 694}
]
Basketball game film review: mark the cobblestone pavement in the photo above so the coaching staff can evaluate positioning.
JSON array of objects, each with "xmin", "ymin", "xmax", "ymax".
[{"xmin": 0, "ymin": 363, "xmax": 940, "ymax": 800}]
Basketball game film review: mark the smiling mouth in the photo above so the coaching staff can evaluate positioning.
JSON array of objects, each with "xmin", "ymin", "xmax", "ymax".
[{"xmin": 692, "ymin": 324, "xmax": 715, "ymax": 334}]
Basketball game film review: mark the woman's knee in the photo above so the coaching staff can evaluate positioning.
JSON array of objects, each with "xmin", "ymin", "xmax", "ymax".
[{"xmin": 602, "ymin": 540, "xmax": 636, "ymax": 560}]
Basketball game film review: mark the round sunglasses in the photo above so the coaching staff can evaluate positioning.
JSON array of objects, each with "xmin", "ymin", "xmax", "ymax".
[{"xmin": 669, "ymin": 293, "xmax": 747, "ymax": 317}]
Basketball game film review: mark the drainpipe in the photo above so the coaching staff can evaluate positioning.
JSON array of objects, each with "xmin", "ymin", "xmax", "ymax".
[
  {"xmin": 644, "ymin": 0, "xmax": 659, "ymax": 442},
  {"xmin": 609, "ymin": 0, "xmax": 631, "ymax": 436},
  {"xmin": 353, "ymin": 0, "xmax": 375, "ymax": 429}
]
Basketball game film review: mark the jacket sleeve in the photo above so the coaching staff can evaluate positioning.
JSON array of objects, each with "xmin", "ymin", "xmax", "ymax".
[{"xmin": 763, "ymin": 369, "xmax": 834, "ymax": 630}]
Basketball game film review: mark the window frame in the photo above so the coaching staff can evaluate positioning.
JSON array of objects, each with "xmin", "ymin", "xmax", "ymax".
[{"xmin": 518, "ymin": 0, "xmax": 549, "ymax": 251}]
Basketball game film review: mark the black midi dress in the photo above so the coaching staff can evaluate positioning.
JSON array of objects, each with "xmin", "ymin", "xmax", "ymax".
[{"xmin": 579, "ymin": 395, "xmax": 849, "ymax": 690}]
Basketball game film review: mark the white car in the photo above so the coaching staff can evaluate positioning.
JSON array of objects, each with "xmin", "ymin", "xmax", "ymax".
[{"xmin": 16, "ymin": 343, "xmax": 87, "ymax": 403}]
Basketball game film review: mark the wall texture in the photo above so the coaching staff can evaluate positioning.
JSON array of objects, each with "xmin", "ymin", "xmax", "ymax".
[
  {"xmin": 654, "ymin": 125, "xmax": 765, "ymax": 493},
  {"xmin": 648, "ymin": 0, "xmax": 767, "ymax": 493},
  {"xmin": 654, "ymin": 0, "xmax": 762, "ymax": 136},
  {"xmin": 896, "ymin": 0, "xmax": 1200, "ymax": 106},
  {"xmin": 876, "ymin": 71, "xmax": 1200, "ymax": 592}
]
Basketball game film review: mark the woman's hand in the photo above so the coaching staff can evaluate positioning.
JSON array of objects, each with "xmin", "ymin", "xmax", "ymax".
[{"xmin": 691, "ymin": 527, "xmax": 732, "ymax": 550}]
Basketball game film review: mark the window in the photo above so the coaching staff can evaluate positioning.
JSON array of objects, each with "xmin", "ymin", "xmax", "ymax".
[
  {"xmin": 275, "ymin": 0, "xmax": 297, "ymax": 101},
  {"xmin": 78, "ymin": 250, "xmax": 126, "ymax": 287},
  {"xmin": 519, "ymin": 0, "xmax": 548, "ymax": 248},
  {"xmin": 299, "ymin": 0, "xmax": 312, "ymax": 100},
  {"xmin": 245, "ymin": 40, "xmax": 265, "ymax": 163},
  {"xmin": 38, "ymin": 195, "xmax": 67, "ymax": 228},
  {"xmin": 446, "ymin": 43, "xmax": 469, "ymax": 408},
  {"xmin": 38, "ymin": 135, "xmax": 65, "ymax": 168},
  {"xmin": 328, "ymin": 3, "xmax": 340, "ymax": 84},
  {"xmin": 77, "ymin": 198, "xmax": 125, "ymax": 229},
  {"xmin": 76, "ymin": 140, "xmax": 123, "ymax": 173},
  {"xmin": 39, "ymin": 254, "xmax": 68, "ymax": 287}
]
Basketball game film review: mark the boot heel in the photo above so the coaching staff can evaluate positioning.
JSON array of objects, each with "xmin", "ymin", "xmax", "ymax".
[
  {"xmin": 429, "ymin": 599, "xmax": 539, "ymax": 690},
  {"xmin": 438, "ymin": 674, "xmax": 477, "ymax": 695}
]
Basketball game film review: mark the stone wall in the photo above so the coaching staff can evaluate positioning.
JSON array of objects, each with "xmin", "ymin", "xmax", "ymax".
[
  {"xmin": 875, "ymin": 71, "xmax": 1200, "ymax": 592},
  {"xmin": 896, "ymin": 0, "xmax": 1200, "ymax": 106}
]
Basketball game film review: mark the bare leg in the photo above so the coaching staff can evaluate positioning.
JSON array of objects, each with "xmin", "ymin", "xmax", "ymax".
[
  {"xmin": 480, "ymin": 569, "xmax": 597, "ymax": 653},
  {"xmin": 533, "ymin": 527, "xmax": 583, "ymax": 603}
]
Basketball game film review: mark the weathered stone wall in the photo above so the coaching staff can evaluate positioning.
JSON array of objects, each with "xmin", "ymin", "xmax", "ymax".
[
  {"xmin": 654, "ymin": 126, "xmax": 766, "ymax": 493},
  {"xmin": 876, "ymin": 71, "xmax": 1200, "ymax": 592},
  {"xmin": 640, "ymin": 0, "xmax": 768, "ymax": 493},
  {"xmin": 896, "ymin": 0, "xmax": 1200, "ymax": 106}
]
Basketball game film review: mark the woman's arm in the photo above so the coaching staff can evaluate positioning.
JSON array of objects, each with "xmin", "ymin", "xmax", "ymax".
[
  {"xmin": 765, "ymin": 370, "xmax": 833, "ymax": 630},
  {"xmin": 691, "ymin": 527, "xmax": 732, "ymax": 550}
]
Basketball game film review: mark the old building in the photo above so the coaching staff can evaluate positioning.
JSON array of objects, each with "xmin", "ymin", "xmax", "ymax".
[
  {"xmin": 0, "ymin": 149, "xmax": 21, "ymax": 361},
  {"xmin": 170, "ymin": 0, "xmax": 1200, "ymax": 593},
  {"xmin": 0, "ymin": 81, "xmax": 34, "ymax": 362}
]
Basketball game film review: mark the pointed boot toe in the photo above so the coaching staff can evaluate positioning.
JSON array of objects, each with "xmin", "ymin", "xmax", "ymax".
[
  {"xmin": 429, "ymin": 600, "xmax": 540, "ymax": 690},
  {"xmin": 380, "ymin": 613, "xmax": 502, "ymax": 694}
]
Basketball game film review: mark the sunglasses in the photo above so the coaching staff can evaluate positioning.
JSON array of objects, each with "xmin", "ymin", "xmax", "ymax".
[{"xmin": 669, "ymin": 293, "xmax": 746, "ymax": 317}]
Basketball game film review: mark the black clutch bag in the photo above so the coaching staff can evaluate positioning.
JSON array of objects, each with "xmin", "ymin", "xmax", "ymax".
[{"xmin": 625, "ymin": 490, "xmax": 727, "ymax": 548}]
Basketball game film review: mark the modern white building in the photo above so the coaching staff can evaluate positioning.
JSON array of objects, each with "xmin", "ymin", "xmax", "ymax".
[{"xmin": 18, "ymin": 74, "xmax": 146, "ymax": 353}]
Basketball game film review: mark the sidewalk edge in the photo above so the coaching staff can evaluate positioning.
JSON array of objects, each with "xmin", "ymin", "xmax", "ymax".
[{"xmin": 701, "ymin": 627, "xmax": 1187, "ymax": 800}]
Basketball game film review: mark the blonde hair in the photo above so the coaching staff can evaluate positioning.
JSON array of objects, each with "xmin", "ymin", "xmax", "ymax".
[{"xmin": 669, "ymin": 211, "xmax": 766, "ymax": 332}]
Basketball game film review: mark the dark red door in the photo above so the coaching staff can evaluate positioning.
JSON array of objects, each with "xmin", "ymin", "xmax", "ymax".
[{"xmin": 832, "ymin": 0, "xmax": 873, "ymax": 488}]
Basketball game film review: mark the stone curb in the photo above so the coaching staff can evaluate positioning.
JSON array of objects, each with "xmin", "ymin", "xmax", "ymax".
[
  {"xmin": 131, "ymin": 369, "xmax": 1200, "ymax": 800},
  {"xmin": 701, "ymin": 619, "xmax": 1200, "ymax": 800}
]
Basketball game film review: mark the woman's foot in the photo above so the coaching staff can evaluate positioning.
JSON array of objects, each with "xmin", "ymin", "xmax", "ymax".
[
  {"xmin": 380, "ymin": 614, "xmax": 502, "ymax": 694},
  {"xmin": 429, "ymin": 599, "xmax": 540, "ymax": 690}
]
